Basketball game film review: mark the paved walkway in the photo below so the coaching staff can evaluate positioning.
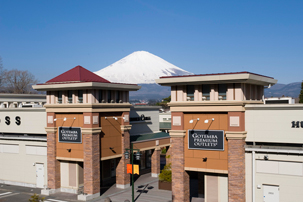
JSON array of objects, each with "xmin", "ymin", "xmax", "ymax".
[{"xmin": 92, "ymin": 174, "xmax": 172, "ymax": 202}]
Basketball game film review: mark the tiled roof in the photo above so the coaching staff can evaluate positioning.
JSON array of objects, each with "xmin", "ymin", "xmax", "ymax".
[
  {"xmin": 160, "ymin": 71, "xmax": 274, "ymax": 79},
  {"xmin": 46, "ymin": 65, "xmax": 110, "ymax": 83}
]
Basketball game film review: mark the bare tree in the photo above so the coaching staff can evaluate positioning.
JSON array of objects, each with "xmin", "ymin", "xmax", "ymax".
[
  {"xmin": 0, "ymin": 56, "xmax": 5, "ymax": 89},
  {"xmin": 4, "ymin": 69, "xmax": 38, "ymax": 94}
]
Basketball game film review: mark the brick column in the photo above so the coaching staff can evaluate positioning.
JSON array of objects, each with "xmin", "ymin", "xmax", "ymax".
[
  {"xmin": 151, "ymin": 147, "xmax": 161, "ymax": 177},
  {"xmin": 83, "ymin": 129, "xmax": 101, "ymax": 195},
  {"xmin": 226, "ymin": 131, "xmax": 247, "ymax": 202},
  {"xmin": 170, "ymin": 130, "xmax": 190, "ymax": 202},
  {"xmin": 45, "ymin": 127, "xmax": 60, "ymax": 190},
  {"xmin": 116, "ymin": 125, "xmax": 131, "ymax": 189},
  {"xmin": 81, "ymin": 112, "xmax": 102, "ymax": 199}
]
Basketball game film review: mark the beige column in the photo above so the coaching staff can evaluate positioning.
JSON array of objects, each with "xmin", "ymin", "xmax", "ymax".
[
  {"xmin": 116, "ymin": 125, "xmax": 131, "ymax": 189},
  {"xmin": 226, "ymin": 131, "xmax": 247, "ymax": 202},
  {"xmin": 151, "ymin": 147, "xmax": 161, "ymax": 177},
  {"xmin": 170, "ymin": 130, "xmax": 190, "ymax": 202}
]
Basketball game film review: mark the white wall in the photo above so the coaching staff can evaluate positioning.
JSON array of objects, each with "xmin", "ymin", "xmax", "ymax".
[
  {"xmin": 129, "ymin": 106, "xmax": 160, "ymax": 135},
  {"xmin": 246, "ymin": 152, "xmax": 303, "ymax": 202},
  {"xmin": 245, "ymin": 104, "xmax": 303, "ymax": 143},
  {"xmin": 0, "ymin": 139, "xmax": 47, "ymax": 187},
  {"xmin": 159, "ymin": 113, "xmax": 171, "ymax": 122},
  {"xmin": 0, "ymin": 108, "xmax": 46, "ymax": 134}
]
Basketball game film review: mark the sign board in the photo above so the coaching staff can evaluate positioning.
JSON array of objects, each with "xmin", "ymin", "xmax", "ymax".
[
  {"xmin": 58, "ymin": 127, "xmax": 82, "ymax": 143},
  {"xmin": 188, "ymin": 130, "xmax": 224, "ymax": 151}
]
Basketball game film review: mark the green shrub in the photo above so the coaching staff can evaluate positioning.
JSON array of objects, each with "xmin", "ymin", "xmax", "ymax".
[
  {"xmin": 161, "ymin": 147, "xmax": 167, "ymax": 154},
  {"xmin": 29, "ymin": 193, "xmax": 45, "ymax": 202},
  {"xmin": 159, "ymin": 163, "xmax": 172, "ymax": 182}
]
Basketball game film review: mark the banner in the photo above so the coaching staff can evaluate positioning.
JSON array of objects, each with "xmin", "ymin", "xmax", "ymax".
[
  {"xmin": 127, "ymin": 164, "xmax": 139, "ymax": 174},
  {"xmin": 127, "ymin": 164, "xmax": 132, "ymax": 174}
]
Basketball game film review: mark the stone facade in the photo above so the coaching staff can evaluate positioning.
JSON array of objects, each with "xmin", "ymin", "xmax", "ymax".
[
  {"xmin": 151, "ymin": 148, "xmax": 161, "ymax": 177},
  {"xmin": 116, "ymin": 126, "xmax": 131, "ymax": 188},
  {"xmin": 83, "ymin": 133, "xmax": 100, "ymax": 194},
  {"xmin": 171, "ymin": 134, "xmax": 190, "ymax": 202},
  {"xmin": 227, "ymin": 132, "xmax": 246, "ymax": 202},
  {"xmin": 47, "ymin": 131, "xmax": 60, "ymax": 189}
]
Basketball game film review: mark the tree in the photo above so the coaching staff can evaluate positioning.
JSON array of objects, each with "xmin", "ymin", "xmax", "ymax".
[
  {"xmin": 156, "ymin": 95, "xmax": 171, "ymax": 108},
  {"xmin": 3, "ymin": 69, "xmax": 38, "ymax": 94},
  {"xmin": 0, "ymin": 56, "xmax": 5, "ymax": 89},
  {"xmin": 299, "ymin": 81, "xmax": 303, "ymax": 103}
]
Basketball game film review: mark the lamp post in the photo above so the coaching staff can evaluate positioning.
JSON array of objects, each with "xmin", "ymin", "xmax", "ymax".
[{"xmin": 124, "ymin": 143, "xmax": 140, "ymax": 202}]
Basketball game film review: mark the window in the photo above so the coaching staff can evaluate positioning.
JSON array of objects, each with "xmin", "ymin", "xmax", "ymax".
[
  {"xmin": 68, "ymin": 90, "xmax": 73, "ymax": 103},
  {"xmin": 202, "ymin": 85, "xmax": 210, "ymax": 100},
  {"xmin": 58, "ymin": 91, "xmax": 62, "ymax": 103},
  {"xmin": 98, "ymin": 90, "xmax": 103, "ymax": 103},
  {"xmin": 78, "ymin": 90, "xmax": 83, "ymax": 103},
  {"xmin": 116, "ymin": 91, "xmax": 120, "ymax": 103},
  {"xmin": 187, "ymin": 85, "xmax": 195, "ymax": 101},
  {"xmin": 107, "ymin": 90, "xmax": 112, "ymax": 103},
  {"xmin": 218, "ymin": 84, "xmax": 227, "ymax": 100}
]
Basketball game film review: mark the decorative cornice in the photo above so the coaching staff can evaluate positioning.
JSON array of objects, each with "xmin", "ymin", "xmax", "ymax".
[
  {"xmin": 169, "ymin": 130, "xmax": 186, "ymax": 138},
  {"xmin": 169, "ymin": 101, "xmax": 263, "ymax": 107},
  {"xmin": 46, "ymin": 108, "xmax": 131, "ymax": 113},
  {"xmin": 185, "ymin": 167, "xmax": 228, "ymax": 174},
  {"xmin": 121, "ymin": 125, "xmax": 132, "ymax": 132},
  {"xmin": 45, "ymin": 127, "xmax": 57, "ymax": 133},
  {"xmin": 33, "ymin": 82, "xmax": 141, "ymax": 91},
  {"xmin": 225, "ymin": 131, "xmax": 247, "ymax": 140},
  {"xmin": 82, "ymin": 127, "xmax": 102, "ymax": 134},
  {"xmin": 44, "ymin": 103, "xmax": 132, "ymax": 108},
  {"xmin": 56, "ymin": 157, "xmax": 83, "ymax": 162},
  {"xmin": 101, "ymin": 154, "xmax": 123, "ymax": 161}
]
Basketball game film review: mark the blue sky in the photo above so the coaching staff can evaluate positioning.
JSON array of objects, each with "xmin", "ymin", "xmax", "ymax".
[{"xmin": 0, "ymin": 0, "xmax": 302, "ymax": 84}]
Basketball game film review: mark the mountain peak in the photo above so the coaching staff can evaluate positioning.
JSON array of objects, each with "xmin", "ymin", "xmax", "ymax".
[{"xmin": 94, "ymin": 51, "xmax": 193, "ymax": 84}]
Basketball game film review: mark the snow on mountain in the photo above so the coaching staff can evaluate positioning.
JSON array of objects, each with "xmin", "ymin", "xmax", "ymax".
[{"xmin": 94, "ymin": 51, "xmax": 193, "ymax": 84}]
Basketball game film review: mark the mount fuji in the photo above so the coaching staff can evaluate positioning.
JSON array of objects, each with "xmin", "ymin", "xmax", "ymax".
[
  {"xmin": 94, "ymin": 51, "xmax": 193, "ymax": 100},
  {"xmin": 94, "ymin": 51, "xmax": 192, "ymax": 84}
]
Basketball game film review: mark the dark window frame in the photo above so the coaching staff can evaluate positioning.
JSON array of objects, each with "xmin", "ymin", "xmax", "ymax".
[
  {"xmin": 68, "ymin": 90, "xmax": 73, "ymax": 103},
  {"xmin": 78, "ymin": 90, "xmax": 83, "ymax": 103},
  {"xmin": 202, "ymin": 85, "xmax": 210, "ymax": 100},
  {"xmin": 187, "ymin": 85, "xmax": 195, "ymax": 101},
  {"xmin": 58, "ymin": 91, "xmax": 62, "ymax": 103},
  {"xmin": 218, "ymin": 84, "xmax": 227, "ymax": 100}
]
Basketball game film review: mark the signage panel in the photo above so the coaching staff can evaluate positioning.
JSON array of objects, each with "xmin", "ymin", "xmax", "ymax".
[
  {"xmin": 58, "ymin": 127, "xmax": 82, "ymax": 143},
  {"xmin": 188, "ymin": 130, "xmax": 224, "ymax": 151}
]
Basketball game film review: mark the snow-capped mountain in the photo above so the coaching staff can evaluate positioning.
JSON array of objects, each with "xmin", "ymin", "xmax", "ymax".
[{"xmin": 94, "ymin": 51, "xmax": 193, "ymax": 84}]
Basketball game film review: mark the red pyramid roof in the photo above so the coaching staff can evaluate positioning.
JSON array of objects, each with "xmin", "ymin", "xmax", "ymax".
[{"xmin": 46, "ymin": 65, "xmax": 110, "ymax": 83}]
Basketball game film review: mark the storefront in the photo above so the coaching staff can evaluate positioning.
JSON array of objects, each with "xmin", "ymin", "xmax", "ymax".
[
  {"xmin": 32, "ymin": 65, "xmax": 171, "ymax": 201},
  {"xmin": 156, "ymin": 71, "xmax": 277, "ymax": 202},
  {"xmin": 0, "ymin": 94, "xmax": 47, "ymax": 188}
]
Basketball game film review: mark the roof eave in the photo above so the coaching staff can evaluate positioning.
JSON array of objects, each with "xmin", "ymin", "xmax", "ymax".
[
  {"xmin": 156, "ymin": 73, "xmax": 277, "ymax": 86},
  {"xmin": 32, "ymin": 82, "xmax": 141, "ymax": 91}
]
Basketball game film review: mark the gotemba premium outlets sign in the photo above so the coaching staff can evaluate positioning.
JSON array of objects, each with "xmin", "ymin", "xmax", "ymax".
[
  {"xmin": 59, "ymin": 127, "xmax": 82, "ymax": 143},
  {"xmin": 188, "ymin": 130, "xmax": 224, "ymax": 151}
]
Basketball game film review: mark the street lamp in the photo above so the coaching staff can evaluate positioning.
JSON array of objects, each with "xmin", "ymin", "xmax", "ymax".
[
  {"xmin": 135, "ymin": 152, "xmax": 141, "ymax": 161},
  {"xmin": 124, "ymin": 151, "xmax": 129, "ymax": 159},
  {"xmin": 125, "ymin": 143, "xmax": 140, "ymax": 202}
]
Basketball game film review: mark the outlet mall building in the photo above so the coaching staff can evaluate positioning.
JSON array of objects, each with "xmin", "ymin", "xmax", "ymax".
[{"xmin": 1, "ymin": 66, "xmax": 303, "ymax": 202}]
